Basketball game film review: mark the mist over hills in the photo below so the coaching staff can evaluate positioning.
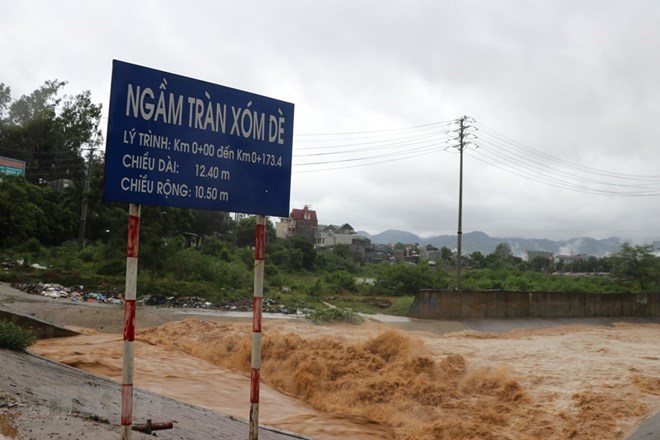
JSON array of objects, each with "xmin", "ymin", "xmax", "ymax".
[{"xmin": 356, "ymin": 230, "xmax": 658, "ymax": 258}]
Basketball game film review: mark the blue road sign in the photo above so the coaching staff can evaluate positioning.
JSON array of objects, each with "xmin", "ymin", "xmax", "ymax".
[{"xmin": 103, "ymin": 60, "xmax": 294, "ymax": 217}]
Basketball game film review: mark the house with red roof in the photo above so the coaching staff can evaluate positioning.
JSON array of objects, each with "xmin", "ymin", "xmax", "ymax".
[{"xmin": 275, "ymin": 205, "xmax": 318, "ymax": 242}]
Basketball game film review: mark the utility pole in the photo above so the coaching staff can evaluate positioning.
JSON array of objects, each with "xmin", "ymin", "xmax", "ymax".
[
  {"xmin": 78, "ymin": 147, "xmax": 95, "ymax": 249},
  {"xmin": 456, "ymin": 116, "xmax": 466, "ymax": 290}
]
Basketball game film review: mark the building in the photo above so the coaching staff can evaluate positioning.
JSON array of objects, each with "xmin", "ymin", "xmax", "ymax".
[
  {"xmin": 275, "ymin": 205, "xmax": 318, "ymax": 242},
  {"xmin": 315, "ymin": 223, "xmax": 357, "ymax": 248},
  {"xmin": 364, "ymin": 243, "xmax": 391, "ymax": 263},
  {"xmin": 525, "ymin": 250, "xmax": 554, "ymax": 262},
  {"xmin": 393, "ymin": 245, "xmax": 420, "ymax": 264},
  {"xmin": 0, "ymin": 156, "xmax": 26, "ymax": 176},
  {"xmin": 47, "ymin": 179, "xmax": 75, "ymax": 193},
  {"xmin": 420, "ymin": 244, "xmax": 441, "ymax": 261},
  {"xmin": 275, "ymin": 217, "xmax": 296, "ymax": 239},
  {"xmin": 555, "ymin": 254, "xmax": 590, "ymax": 264}
]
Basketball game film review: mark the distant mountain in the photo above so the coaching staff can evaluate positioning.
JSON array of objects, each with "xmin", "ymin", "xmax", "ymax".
[
  {"xmin": 359, "ymin": 230, "xmax": 628, "ymax": 257},
  {"xmin": 363, "ymin": 229, "xmax": 421, "ymax": 245}
]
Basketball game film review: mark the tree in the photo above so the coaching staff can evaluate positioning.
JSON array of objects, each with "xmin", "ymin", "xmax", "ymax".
[
  {"xmin": 0, "ymin": 80, "xmax": 102, "ymax": 184},
  {"xmin": 466, "ymin": 251, "xmax": 486, "ymax": 268},
  {"xmin": 286, "ymin": 235, "xmax": 316, "ymax": 270},
  {"xmin": 191, "ymin": 210, "xmax": 231, "ymax": 237},
  {"xmin": 0, "ymin": 176, "xmax": 76, "ymax": 246},
  {"xmin": 440, "ymin": 246, "xmax": 453, "ymax": 263},
  {"xmin": 323, "ymin": 270, "xmax": 357, "ymax": 293},
  {"xmin": 485, "ymin": 243, "xmax": 516, "ymax": 269},
  {"xmin": 315, "ymin": 244, "xmax": 361, "ymax": 273},
  {"xmin": 373, "ymin": 263, "xmax": 435, "ymax": 295},
  {"xmin": 235, "ymin": 216, "xmax": 277, "ymax": 248},
  {"xmin": 0, "ymin": 83, "xmax": 10, "ymax": 119},
  {"xmin": 610, "ymin": 243, "xmax": 659, "ymax": 291},
  {"xmin": 493, "ymin": 243, "xmax": 514, "ymax": 260},
  {"xmin": 530, "ymin": 256, "xmax": 553, "ymax": 272}
]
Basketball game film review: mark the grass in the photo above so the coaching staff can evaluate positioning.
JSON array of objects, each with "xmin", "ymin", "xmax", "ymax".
[
  {"xmin": 1, "ymin": 253, "xmax": 416, "ymax": 317},
  {"xmin": 316, "ymin": 294, "xmax": 414, "ymax": 316},
  {"xmin": 0, "ymin": 264, "xmax": 123, "ymax": 289}
]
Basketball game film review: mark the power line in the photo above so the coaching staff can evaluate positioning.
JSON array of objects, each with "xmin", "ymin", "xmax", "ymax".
[
  {"xmin": 465, "ymin": 120, "xmax": 660, "ymax": 196},
  {"xmin": 294, "ymin": 119, "xmax": 455, "ymax": 138},
  {"xmin": 293, "ymin": 137, "xmax": 451, "ymax": 165},
  {"xmin": 473, "ymin": 138, "xmax": 659, "ymax": 189},
  {"xmin": 465, "ymin": 150, "xmax": 660, "ymax": 196},
  {"xmin": 293, "ymin": 144, "xmax": 446, "ymax": 173},
  {"xmin": 291, "ymin": 120, "xmax": 455, "ymax": 172},
  {"xmin": 476, "ymin": 123, "xmax": 660, "ymax": 181},
  {"xmin": 294, "ymin": 127, "xmax": 452, "ymax": 154}
]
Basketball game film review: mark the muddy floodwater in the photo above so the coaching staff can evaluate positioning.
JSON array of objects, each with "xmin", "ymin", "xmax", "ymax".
[
  {"xmin": 32, "ymin": 319, "xmax": 660, "ymax": 440},
  {"xmin": 0, "ymin": 414, "xmax": 18, "ymax": 440}
]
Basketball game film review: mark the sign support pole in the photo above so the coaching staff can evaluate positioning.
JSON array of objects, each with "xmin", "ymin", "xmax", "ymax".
[
  {"xmin": 249, "ymin": 215, "xmax": 266, "ymax": 440},
  {"xmin": 121, "ymin": 203, "xmax": 141, "ymax": 439},
  {"xmin": 103, "ymin": 62, "xmax": 293, "ymax": 439}
]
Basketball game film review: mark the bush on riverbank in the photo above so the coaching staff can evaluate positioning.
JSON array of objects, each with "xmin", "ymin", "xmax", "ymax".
[
  {"xmin": 0, "ymin": 320, "xmax": 36, "ymax": 351},
  {"xmin": 307, "ymin": 306, "xmax": 365, "ymax": 324}
]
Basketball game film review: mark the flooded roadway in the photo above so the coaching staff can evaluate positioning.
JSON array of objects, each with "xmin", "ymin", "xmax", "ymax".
[
  {"xmin": 32, "ymin": 331, "xmax": 393, "ymax": 440},
  {"xmin": 31, "ymin": 315, "xmax": 660, "ymax": 440}
]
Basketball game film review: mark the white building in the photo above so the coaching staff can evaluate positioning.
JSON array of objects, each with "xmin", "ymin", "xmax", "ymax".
[{"xmin": 315, "ymin": 223, "xmax": 357, "ymax": 248}]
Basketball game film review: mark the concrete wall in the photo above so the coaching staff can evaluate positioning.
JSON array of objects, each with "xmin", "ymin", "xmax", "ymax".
[
  {"xmin": 409, "ymin": 290, "xmax": 660, "ymax": 320},
  {"xmin": 0, "ymin": 310, "xmax": 79, "ymax": 339}
]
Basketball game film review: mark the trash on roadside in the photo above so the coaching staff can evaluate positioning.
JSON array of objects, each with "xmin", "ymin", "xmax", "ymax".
[
  {"xmin": 10, "ymin": 282, "xmax": 124, "ymax": 305},
  {"xmin": 11, "ymin": 283, "xmax": 306, "ymax": 316}
]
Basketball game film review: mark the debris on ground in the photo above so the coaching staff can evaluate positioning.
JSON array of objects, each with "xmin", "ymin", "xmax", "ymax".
[
  {"xmin": 361, "ymin": 297, "xmax": 393, "ymax": 308},
  {"xmin": 138, "ymin": 295, "xmax": 304, "ymax": 315},
  {"xmin": 10, "ymin": 283, "xmax": 310, "ymax": 316},
  {"xmin": 10, "ymin": 282, "xmax": 123, "ymax": 304},
  {"xmin": 0, "ymin": 390, "xmax": 22, "ymax": 409}
]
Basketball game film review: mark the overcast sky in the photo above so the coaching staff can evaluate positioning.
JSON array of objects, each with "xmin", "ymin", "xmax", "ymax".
[{"xmin": 2, "ymin": 1, "xmax": 660, "ymax": 241}]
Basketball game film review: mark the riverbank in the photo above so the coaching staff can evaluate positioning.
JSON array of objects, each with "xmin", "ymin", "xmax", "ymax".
[{"xmin": 0, "ymin": 282, "xmax": 306, "ymax": 440}]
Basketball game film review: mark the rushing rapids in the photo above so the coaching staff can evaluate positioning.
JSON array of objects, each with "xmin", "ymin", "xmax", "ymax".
[{"xmin": 32, "ymin": 319, "xmax": 660, "ymax": 440}]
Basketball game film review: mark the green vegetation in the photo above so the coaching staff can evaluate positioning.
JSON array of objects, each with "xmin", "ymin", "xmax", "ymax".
[
  {"xmin": 3, "ymin": 226, "xmax": 658, "ymax": 319},
  {"xmin": 0, "ymin": 320, "xmax": 36, "ymax": 351},
  {"xmin": 1, "ymin": 80, "xmax": 660, "ymax": 321}
]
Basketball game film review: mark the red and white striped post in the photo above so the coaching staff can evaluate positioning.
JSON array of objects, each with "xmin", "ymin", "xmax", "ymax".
[
  {"xmin": 249, "ymin": 215, "xmax": 266, "ymax": 440},
  {"xmin": 121, "ymin": 203, "xmax": 141, "ymax": 439}
]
